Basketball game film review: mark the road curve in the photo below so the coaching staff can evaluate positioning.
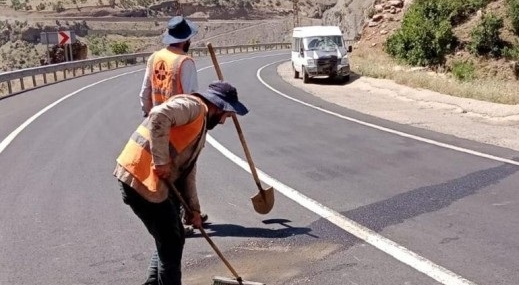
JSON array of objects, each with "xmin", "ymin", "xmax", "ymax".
[{"xmin": 1, "ymin": 50, "xmax": 518, "ymax": 285}]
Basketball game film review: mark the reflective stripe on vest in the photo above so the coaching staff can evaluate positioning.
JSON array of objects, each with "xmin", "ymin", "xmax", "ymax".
[
  {"xmin": 116, "ymin": 96, "xmax": 205, "ymax": 192},
  {"xmin": 151, "ymin": 48, "xmax": 190, "ymax": 106}
]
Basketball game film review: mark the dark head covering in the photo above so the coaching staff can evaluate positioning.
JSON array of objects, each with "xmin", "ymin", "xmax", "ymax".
[
  {"xmin": 162, "ymin": 16, "xmax": 198, "ymax": 45},
  {"xmin": 198, "ymin": 81, "xmax": 249, "ymax": 116}
]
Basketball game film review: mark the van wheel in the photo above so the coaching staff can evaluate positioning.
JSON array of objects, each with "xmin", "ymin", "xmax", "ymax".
[
  {"xmin": 293, "ymin": 64, "xmax": 299, "ymax": 79},
  {"xmin": 303, "ymin": 67, "xmax": 309, "ymax": 84}
]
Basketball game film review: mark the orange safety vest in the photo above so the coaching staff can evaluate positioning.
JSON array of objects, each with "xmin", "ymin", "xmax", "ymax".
[
  {"xmin": 116, "ymin": 95, "xmax": 206, "ymax": 192},
  {"xmin": 151, "ymin": 48, "xmax": 192, "ymax": 106}
]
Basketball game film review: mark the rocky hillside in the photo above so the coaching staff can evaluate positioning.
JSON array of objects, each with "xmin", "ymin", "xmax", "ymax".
[
  {"xmin": 0, "ymin": 0, "xmax": 376, "ymax": 71},
  {"xmin": 358, "ymin": 0, "xmax": 519, "ymax": 81}
]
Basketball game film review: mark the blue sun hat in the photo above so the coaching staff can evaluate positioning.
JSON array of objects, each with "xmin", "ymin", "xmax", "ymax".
[
  {"xmin": 162, "ymin": 16, "xmax": 199, "ymax": 45},
  {"xmin": 198, "ymin": 81, "xmax": 249, "ymax": 116}
]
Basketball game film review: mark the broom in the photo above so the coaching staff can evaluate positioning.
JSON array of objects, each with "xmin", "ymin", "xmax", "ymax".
[{"xmin": 163, "ymin": 180, "xmax": 265, "ymax": 285}]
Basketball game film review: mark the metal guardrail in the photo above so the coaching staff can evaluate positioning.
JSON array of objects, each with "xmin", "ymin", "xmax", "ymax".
[{"xmin": 0, "ymin": 42, "xmax": 291, "ymax": 97}]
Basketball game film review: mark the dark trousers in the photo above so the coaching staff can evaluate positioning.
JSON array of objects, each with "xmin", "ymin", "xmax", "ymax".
[{"xmin": 119, "ymin": 181, "xmax": 185, "ymax": 285}]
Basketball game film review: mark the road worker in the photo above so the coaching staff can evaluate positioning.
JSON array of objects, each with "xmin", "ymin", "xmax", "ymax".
[
  {"xmin": 115, "ymin": 81, "xmax": 249, "ymax": 285},
  {"xmin": 138, "ymin": 15, "xmax": 206, "ymax": 235}
]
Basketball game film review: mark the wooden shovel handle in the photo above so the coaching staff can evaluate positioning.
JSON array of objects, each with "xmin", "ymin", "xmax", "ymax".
[
  {"xmin": 206, "ymin": 43, "xmax": 264, "ymax": 192},
  {"xmin": 163, "ymin": 180, "xmax": 241, "ymax": 280}
]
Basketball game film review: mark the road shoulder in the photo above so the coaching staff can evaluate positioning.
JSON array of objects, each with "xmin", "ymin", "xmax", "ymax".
[{"xmin": 277, "ymin": 61, "xmax": 519, "ymax": 152}]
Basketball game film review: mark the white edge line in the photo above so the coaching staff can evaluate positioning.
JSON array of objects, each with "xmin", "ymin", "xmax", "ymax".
[
  {"xmin": 0, "ymin": 69, "xmax": 145, "ymax": 155},
  {"xmin": 206, "ymin": 135, "xmax": 477, "ymax": 285},
  {"xmin": 240, "ymin": 60, "xmax": 483, "ymax": 285},
  {"xmin": 0, "ymin": 52, "xmax": 287, "ymax": 155},
  {"xmin": 0, "ymin": 52, "xmax": 478, "ymax": 285},
  {"xmin": 256, "ymin": 59, "xmax": 519, "ymax": 167}
]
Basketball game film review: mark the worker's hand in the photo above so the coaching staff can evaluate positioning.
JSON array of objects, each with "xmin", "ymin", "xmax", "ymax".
[
  {"xmin": 153, "ymin": 163, "xmax": 171, "ymax": 178},
  {"xmin": 187, "ymin": 211, "xmax": 202, "ymax": 229}
]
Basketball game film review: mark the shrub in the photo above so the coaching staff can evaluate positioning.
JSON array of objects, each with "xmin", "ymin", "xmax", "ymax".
[
  {"xmin": 468, "ymin": 13, "xmax": 504, "ymax": 57},
  {"xmin": 87, "ymin": 35, "xmax": 108, "ymax": 56},
  {"xmin": 385, "ymin": 0, "xmax": 495, "ymax": 66},
  {"xmin": 502, "ymin": 42, "xmax": 519, "ymax": 60},
  {"xmin": 10, "ymin": 0, "xmax": 23, "ymax": 10},
  {"xmin": 36, "ymin": 2, "xmax": 45, "ymax": 10},
  {"xmin": 110, "ymin": 41, "xmax": 130, "ymax": 55},
  {"xmin": 451, "ymin": 60, "xmax": 475, "ymax": 81},
  {"xmin": 385, "ymin": 1, "xmax": 455, "ymax": 66},
  {"xmin": 52, "ymin": 1, "xmax": 65, "ymax": 12},
  {"xmin": 508, "ymin": 0, "xmax": 519, "ymax": 36}
]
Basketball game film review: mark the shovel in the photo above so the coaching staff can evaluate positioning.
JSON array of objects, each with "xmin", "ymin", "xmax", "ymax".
[
  {"xmin": 206, "ymin": 42, "xmax": 274, "ymax": 215},
  {"xmin": 163, "ymin": 180, "xmax": 265, "ymax": 285}
]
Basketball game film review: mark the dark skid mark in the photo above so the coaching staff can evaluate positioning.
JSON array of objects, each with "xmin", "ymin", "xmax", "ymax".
[{"xmin": 344, "ymin": 163, "xmax": 519, "ymax": 232}]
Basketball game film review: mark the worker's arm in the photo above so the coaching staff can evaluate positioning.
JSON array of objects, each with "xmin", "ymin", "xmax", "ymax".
[
  {"xmin": 184, "ymin": 162, "xmax": 200, "ymax": 212},
  {"xmin": 148, "ymin": 97, "xmax": 199, "ymax": 176},
  {"xmin": 139, "ymin": 55, "xmax": 154, "ymax": 117},
  {"xmin": 183, "ymin": 163, "xmax": 202, "ymax": 228},
  {"xmin": 180, "ymin": 58, "xmax": 198, "ymax": 93}
]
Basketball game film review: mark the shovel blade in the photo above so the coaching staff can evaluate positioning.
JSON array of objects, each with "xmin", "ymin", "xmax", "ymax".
[{"xmin": 250, "ymin": 186, "xmax": 275, "ymax": 214}]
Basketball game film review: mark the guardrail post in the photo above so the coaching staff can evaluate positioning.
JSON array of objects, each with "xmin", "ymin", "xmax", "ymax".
[{"xmin": 0, "ymin": 45, "xmax": 298, "ymax": 97}]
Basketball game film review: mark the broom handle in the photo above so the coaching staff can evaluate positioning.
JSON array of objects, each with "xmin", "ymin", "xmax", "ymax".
[
  {"xmin": 163, "ymin": 180, "xmax": 242, "ymax": 280},
  {"xmin": 206, "ymin": 43, "xmax": 263, "ymax": 192}
]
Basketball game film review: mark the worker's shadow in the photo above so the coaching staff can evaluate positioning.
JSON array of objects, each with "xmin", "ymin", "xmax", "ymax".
[{"xmin": 190, "ymin": 218, "xmax": 319, "ymax": 239}]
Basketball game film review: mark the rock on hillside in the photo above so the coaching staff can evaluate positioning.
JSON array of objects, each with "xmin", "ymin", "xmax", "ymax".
[{"xmin": 322, "ymin": 0, "xmax": 377, "ymax": 40}]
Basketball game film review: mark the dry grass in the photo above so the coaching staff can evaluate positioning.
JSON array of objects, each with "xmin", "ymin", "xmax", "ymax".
[
  {"xmin": 350, "ymin": 48, "xmax": 519, "ymax": 105},
  {"xmin": 352, "ymin": 0, "xmax": 519, "ymax": 105}
]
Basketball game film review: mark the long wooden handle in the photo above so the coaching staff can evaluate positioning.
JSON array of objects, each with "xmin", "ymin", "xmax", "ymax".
[
  {"xmin": 163, "ymin": 180, "xmax": 241, "ymax": 279},
  {"xmin": 206, "ymin": 43, "xmax": 264, "ymax": 192}
]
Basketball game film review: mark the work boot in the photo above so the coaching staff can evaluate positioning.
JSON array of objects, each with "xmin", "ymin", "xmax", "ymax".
[
  {"xmin": 184, "ymin": 225, "xmax": 194, "ymax": 237},
  {"xmin": 200, "ymin": 212, "xmax": 209, "ymax": 223}
]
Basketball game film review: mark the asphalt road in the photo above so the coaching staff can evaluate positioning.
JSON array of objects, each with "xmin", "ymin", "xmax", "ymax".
[{"xmin": 1, "ymin": 50, "xmax": 518, "ymax": 285}]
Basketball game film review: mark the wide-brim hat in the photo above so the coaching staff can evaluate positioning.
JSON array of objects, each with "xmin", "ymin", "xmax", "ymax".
[
  {"xmin": 162, "ymin": 16, "xmax": 198, "ymax": 45},
  {"xmin": 198, "ymin": 81, "xmax": 249, "ymax": 116}
]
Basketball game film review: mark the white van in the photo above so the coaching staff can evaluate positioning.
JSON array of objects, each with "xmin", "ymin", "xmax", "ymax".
[{"xmin": 291, "ymin": 26, "xmax": 352, "ymax": 83}]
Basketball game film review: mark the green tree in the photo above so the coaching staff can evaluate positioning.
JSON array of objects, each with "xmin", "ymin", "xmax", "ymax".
[
  {"xmin": 385, "ymin": 1, "xmax": 455, "ymax": 66},
  {"xmin": 468, "ymin": 13, "xmax": 504, "ymax": 57}
]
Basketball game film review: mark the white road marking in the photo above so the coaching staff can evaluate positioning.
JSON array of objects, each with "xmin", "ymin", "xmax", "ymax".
[
  {"xmin": 1, "ymin": 53, "xmax": 482, "ymax": 285},
  {"xmin": 0, "ymin": 69, "xmax": 144, "ymax": 154},
  {"xmin": 0, "ymin": 52, "xmax": 286, "ymax": 155},
  {"xmin": 256, "ymin": 60, "xmax": 519, "ymax": 167},
  {"xmin": 247, "ymin": 60, "xmax": 486, "ymax": 284},
  {"xmin": 207, "ymin": 137, "xmax": 477, "ymax": 285}
]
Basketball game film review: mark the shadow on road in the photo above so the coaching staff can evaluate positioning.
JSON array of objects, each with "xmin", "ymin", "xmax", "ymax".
[
  {"xmin": 189, "ymin": 218, "xmax": 319, "ymax": 239},
  {"xmin": 305, "ymin": 71, "xmax": 361, "ymax": 86}
]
